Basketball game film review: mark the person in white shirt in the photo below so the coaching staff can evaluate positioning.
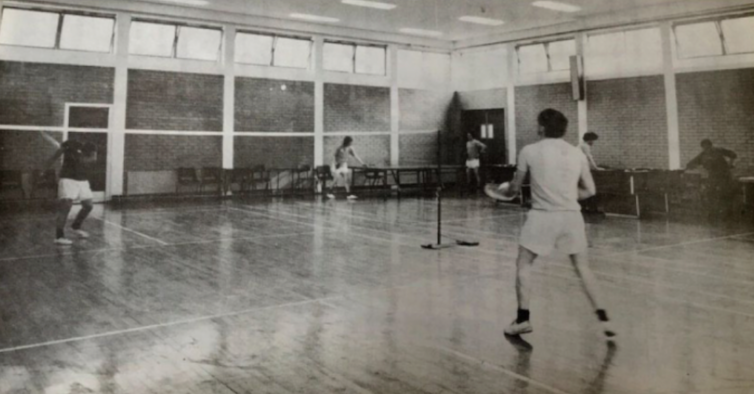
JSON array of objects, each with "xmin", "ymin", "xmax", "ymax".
[
  {"xmin": 466, "ymin": 133, "xmax": 487, "ymax": 191},
  {"xmin": 328, "ymin": 136, "xmax": 366, "ymax": 200},
  {"xmin": 501, "ymin": 109, "xmax": 615, "ymax": 340}
]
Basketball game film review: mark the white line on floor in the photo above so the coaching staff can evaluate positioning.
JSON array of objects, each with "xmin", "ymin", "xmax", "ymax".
[{"xmin": 90, "ymin": 216, "xmax": 170, "ymax": 246}]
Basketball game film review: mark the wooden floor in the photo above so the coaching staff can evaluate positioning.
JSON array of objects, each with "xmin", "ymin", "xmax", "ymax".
[{"xmin": 1, "ymin": 196, "xmax": 753, "ymax": 394}]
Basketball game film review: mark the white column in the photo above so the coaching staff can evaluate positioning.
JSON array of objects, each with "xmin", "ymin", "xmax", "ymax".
[
  {"xmin": 505, "ymin": 43, "xmax": 517, "ymax": 164},
  {"xmin": 222, "ymin": 26, "xmax": 236, "ymax": 170},
  {"xmin": 389, "ymin": 45, "xmax": 400, "ymax": 166},
  {"xmin": 109, "ymin": 12, "xmax": 130, "ymax": 197},
  {"xmin": 661, "ymin": 22, "xmax": 681, "ymax": 170},
  {"xmin": 313, "ymin": 36, "xmax": 325, "ymax": 167},
  {"xmin": 575, "ymin": 32, "xmax": 588, "ymax": 141}
]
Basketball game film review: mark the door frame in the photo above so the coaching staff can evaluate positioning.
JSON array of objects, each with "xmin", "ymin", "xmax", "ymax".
[{"xmin": 64, "ymin": 103, "xmax": 114, "ymax": 202}]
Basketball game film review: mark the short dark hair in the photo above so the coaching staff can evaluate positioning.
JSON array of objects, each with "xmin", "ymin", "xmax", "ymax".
[
  {"xmin": 701, "ymin": 139, "xmax": 712, "ymax": 148},
  {"xmin": 583, "ymin": 132, "xmax": 599, "ymax": 142},
  {"xmin": 537, "ymin": 108, "xmax": 568, "ymax": 138},
  {"xmin": 343, "ymin": 136, "xmax": 353, "ymax": 146}
]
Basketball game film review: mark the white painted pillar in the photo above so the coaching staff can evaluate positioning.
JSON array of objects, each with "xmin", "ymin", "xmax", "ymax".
[
  {"xmin": 389, "ymin": 45, "xmax": 400, "ymax": 166},
  {"xmin": 661, "ymin": 22, "xmax": 681, "ymax": 170},
  {"xmin": 575, "ymin": 32, "xmax": 588, "ymax": 141},
  {"xmin": 313, "ymin": 36, "xmax": 325, "ymax": 167},
  {"xmin": 505, "ymin": 43, "xmax": 517, "ymax": 164},
  {"xmin": 222, "ymin": 26, "xmax": 236, "ymax": 170},
  {"xmin": 109, "ymin": 12, "xmax": 130, "ymax": 197}
]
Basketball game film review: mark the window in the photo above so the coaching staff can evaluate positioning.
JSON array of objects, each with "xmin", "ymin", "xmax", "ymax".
[
  {"xmin": 323, "ymin": 42, "xmax": 355, "ymax": 72},
  {"xmin": 674, "ymin": 22, "xmax": 723, "ymax": 58},
  {"xmin": 0, "ymin": 8, "xmax": 60, "ymax": 48},
  {"xmin": 129, "ymin": 21, "xmax": 176, "ymax": 57},
  {"xmin": 60, "ymin": 14, "xmax": 115, "ymax": 53},
  {"xmin": 586, "ymin": 28, "xmax": 662, "ymax": 76},
  {"xmin": 234, "ymin": 32, "xmax": 311, "ymax": 68},
  {"xmin": 176, "ymin": 26, "xmax": 222, "ymax": 61},
  {"xmin": 721, "ymin": 16, "xmax": 754, "ymax": 54},
  {"xmin": 324, "ymin": 41, "xmax": 387, "ymax": 75},
  {"xmin": 130, "ymin": 20, "xmax": 223, "ymax": 61},
  {"xmin": 517, "ymin": 39, "xmax": 575, "ymax": 74}
]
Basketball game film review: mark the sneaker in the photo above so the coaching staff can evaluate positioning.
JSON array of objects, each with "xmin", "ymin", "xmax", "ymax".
[
  {"xmin": 326, "ymin": 193, "xmax": 336, "ymax": 199},
  {"xmin": 602, "ymin": 321, "xmax": 617, "ymax": 340},
  {"xmin": 71, "ymin": 229, "xmax": 89, "ymax": 239},
  {"xmin": 54, "ymin": 238, "xmax": 73, "ymax": 245},
  {"xmin": 346, "ymin": 195, "xmax": 358, "ymax": 200},
  {"xmin": 504, "ymin": 319, "xmax": 533, "ymax": 336}
]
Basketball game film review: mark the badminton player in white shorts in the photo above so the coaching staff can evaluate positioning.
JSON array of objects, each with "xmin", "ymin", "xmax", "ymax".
[
  {"xmin": 466, "ymin": 133, "xmax": 487, "ymax": 191},
  {"xmin": 328, "ymin": 136, "xmax": 367, "ymax": 200},
  {"xmin": 500, "ymin": 108, "xmax": 615, "ymax": 340}
]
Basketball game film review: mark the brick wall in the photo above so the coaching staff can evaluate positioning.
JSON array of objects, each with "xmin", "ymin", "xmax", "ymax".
[
  {"xmin": 587, "ymin": 76, "xmax": 668, "ymax": 169},
  {"xmin": 0, "ymin": 130, "xmax": 62, "ymax": 171},
  {"xmin": 323, "ymin": 135, "xmax": 390, "ymax": 166},
  {"xmin": 234, "ymin": 136, "xmax": 314, "ymax": 169},
  {"xmin": 127, "ymin": 70, "xmax": 223, "ymax": 132},
  {"xmin": 124, "ymin": 134, "xmax": 222, "ymax": 171},
  {"xmin": 398, "ymin": 89, "xmax": 452, "ymax": 131},
  {"xmin": 399, "ymin": 133, "xmax": 438, "ymax": 165},
  {"xmin": 0, "ymin": 61, "xmax": 114, "ymax": 126},
  {"xmin": 324, "ymin": 84, "xmax": 390, "ymax": 132},
  {"xmin": 514, "ymin": 83, "xmax": 578, "ymax": 152},
  {"xmin": 677, "ymin": 68, "xmax": 754, "ymax": 171},
  {"xmin": 235, "ymin": 77, "xmax": 314, "ymax": 132}
]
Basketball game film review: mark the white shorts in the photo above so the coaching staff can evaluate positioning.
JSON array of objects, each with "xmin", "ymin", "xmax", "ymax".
[
  {"xmin": 332, "ymin": 163, "xmax": 350, "ymax": 177},
  {"xmin": 519, "ymin": 210, "xmax": 587, "ymax": 256},
  {"xmin": 466, "ymin": 159, "xmax": 480, "ymax": 169},
  {"xmin": 58, "ymin": 179, "xmax": 93, "ymax": 201}
]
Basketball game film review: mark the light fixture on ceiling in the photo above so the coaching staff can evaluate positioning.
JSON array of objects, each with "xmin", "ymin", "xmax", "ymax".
[
  {"xmin": 153, "ymin": 0, "xmax": 210, "ymax": 6},
  {"xmin": 289, "ymin": 13, "xmax": 340, "ymax": 23},
  {"xmin": 341, "ymin": 0, "xmax": 397, "ymax": 10},
  {"xmin": 532, "ymin": 1, "xmax": 581, "ymax": 13},
  {"xmin": 398, "ymin": 28, "xmax": 443, "ymax": 37},
  {"xmin": 459, "ymin": 16, "xmax": 504, "ymax": 26}
]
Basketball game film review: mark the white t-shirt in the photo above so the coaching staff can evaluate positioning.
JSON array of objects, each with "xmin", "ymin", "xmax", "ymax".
[{"xmin": 518, "ymin": 139, "xmax": 590, "ymax": 211}]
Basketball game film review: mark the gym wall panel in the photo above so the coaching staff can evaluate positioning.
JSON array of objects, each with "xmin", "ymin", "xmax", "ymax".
[
  {"xmin": 0, "ymin": 130, "xmax": 62, "ymax": 171},
  {"xmin": 124, "ymin": 134, "xmax": 222, "ymax": 171},
  {"xmin": 234, "ymin": 136, "xmax": 314, "ymax": 169},
  {"xmin": 676, "ymin": 68, "xmax": 754, "ymax": 171},
  {"xmin": 587, "ymin": 76, "xmax": 668, "ymax": 169},
  {"xmin": 398, "ymin": 89, "xmax": 453, "ymax": 131},
  {"xmin": 457, "ymin": 88, "xmax": 507, "ymax": 111},
  {"xmin": 399, "ymin": 133, "xmax": 438, "ymax": 166},
  {"xmin": 323, "ymin": 135, "xmax": 390, "ymax": 167},
  {"xmin": 0, "ymin": 61, "xmax": 114, "ymax": 126},
  {"xmin": 126, "ymin": 70, "xmax": 223, "ymax": 132},
  {"xmin": 235, "ymin": 77, "xmax": 315, "ymax": 132},
  {"xmin": 324, "ymin": 83, "xmax": 390, "ymax": 132},
  {"xmin": 514, "ymin": 83, "xmax": 579, "ymax": 151}
]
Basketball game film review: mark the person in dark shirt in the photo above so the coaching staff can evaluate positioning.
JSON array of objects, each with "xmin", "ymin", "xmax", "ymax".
[
  {"xmin": 45, "ymin": 138, "xmax": 98, "ymax": 245},
  {"xmin": 686, "ymin": 139, "xmax": 737, "ymax": 216}
]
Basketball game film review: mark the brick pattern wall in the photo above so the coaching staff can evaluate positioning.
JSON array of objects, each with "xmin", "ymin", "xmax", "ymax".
[
  {"xmin": 234, "ymin": 137, "xmax": 314, "ymax": 169},
  {"xmin": 399, "ymin": 89, "xmax": 452, "ymax": 131},
  {"xmin": 127, "ymin": 70, "xmax": 223, "ymax": 132},
  {"xmin": 324, "ymin": 84, "xmax": 390, "ymax": 132},
  {"xmin": 399, "ymin": 133, "xmax": 438, "ymax": 166},
  {"xmin": 235, "ymin": 77, "xmax": 315, "ymax": 132},
  {"xmin": 514, "ymin": 83, "xmax": 579, "ymax": 152},
  {"xmin": 124, "ymin": 134, "xmax": 222, "ymax": 171},
  {"xmin": 0, "ymin": 130, "xmax": 62, "ymax": 171},
  {"xmin": 677, "ymin": 68, "xmax": 754, "ymax": 171},
  {"xmin": 0, "ymin": 61, "xmax": 114, "ymax": 126},
  {"xmin": 587, "ymin": 76, "xmax": 668, "ymax": 169},
  {"xmin": 324, "ymin": 135, "xmax": 390, "ymax": 166}
]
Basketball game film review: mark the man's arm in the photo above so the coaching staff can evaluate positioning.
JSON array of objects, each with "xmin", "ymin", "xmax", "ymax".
[
  {"xmin": 722, "ymin": 148, "xmax": 737, "ymax": 166},
  {"xmin": 686, "ymin": 152, "xmax": 703, "ymax": 170},
  {"xmin": 477, "ymin": 140, "xmax": 487, "ymax": 154},
  {"xmin": 578, "ymin": 155, "xmax": 596, "ymax": 200},
  {"xmin": 349, "ymin": 147, "xmax": 367, "ymax": 166},
  {"xmin": 46, "ymin": 145, "xmax": 65, "ymax": 170},
  {"xmin": 503, "ymin": 149, "xmax": 527, "ymax": 198}
]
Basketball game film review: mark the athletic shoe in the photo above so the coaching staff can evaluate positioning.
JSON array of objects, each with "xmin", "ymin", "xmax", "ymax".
[
  {"xmin": 602, "ymin": 321, "xmax": 617, "ymax": 340},
  {"xmin": 71, "ymin": 229, "xmax": 89, "ymax": 239},
  {"xmin": 504, "ymin": 319, "xmax": 533, "ymax": 336},
  {"xmin": 326, "ymin": 193, "xmax": 336, "ymax": 199},
  {"xmin": 54, "ymin": 238, "xmax": 73, "ymax": 245},
  {"xmin": 347, "ymin": 195, "xmax": 358, "ymax": 200}
]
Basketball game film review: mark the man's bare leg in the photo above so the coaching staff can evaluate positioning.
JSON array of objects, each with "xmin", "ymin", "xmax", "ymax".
[{"xmin": 569, "ymin": 251, "xmax": 616, "ymax": 339}]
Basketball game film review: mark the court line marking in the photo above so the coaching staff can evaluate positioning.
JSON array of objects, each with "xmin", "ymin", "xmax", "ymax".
[
  {"xmin": 89, "ymin": 216, "xmax": 170, "ymax": 246},
  {"xmin": 604, "ymin": 231, "xmax": 754, "ymax": 257},
  {"xmin": 434, "ymin": 346, "xmax": 574, "ymax": 394}
]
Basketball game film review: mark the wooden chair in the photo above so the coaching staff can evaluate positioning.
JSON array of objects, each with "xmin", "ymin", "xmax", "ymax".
[
  {"xmin": 176, "ymin": 167, "xmax": 200, "ymax": 194},
  {"xmin": 200, "ymin": 167, "xmax": 223, "ymax": 194},
  {"xmin": 229, "ymin": 168, "xmax": 249, "ymax": 194},
  {"xmin": 314, "ymin": 165, "xmax": 334, "ymax": 194},
  {"xmin": 248, "ymin": 165, "xmax": 271, "ymax": 193},
  {"xmin": 293, "ymin": 164, "xmax": 313, "ymax": 195}
]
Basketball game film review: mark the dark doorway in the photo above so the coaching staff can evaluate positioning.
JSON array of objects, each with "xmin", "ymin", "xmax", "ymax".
[{"xmin": 461, "ymin": 109, "xmax": 506, "ymax": 165}]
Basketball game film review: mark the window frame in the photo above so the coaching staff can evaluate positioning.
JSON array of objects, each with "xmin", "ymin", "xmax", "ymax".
[
  {"xmin": 516, "ymin": 37, "xmax": 576, "ymax": 74},
  {"xmin": 130, "ymin": 18, "xmax": 223, "ymax": 61},
  {"xmin": 235, "ymin": 30, "xmax": 313, "ymax": 69},
  {"xmin": 672, "ymin": 14, "xmax": 754, "ymax": 59},
  {"xmin": 323, "ymin": 39, "xmax": 387, "ymax": 75},
  {"xmin": 0, "ymin": 6, "xmax": 116, "ymax": 53}
]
